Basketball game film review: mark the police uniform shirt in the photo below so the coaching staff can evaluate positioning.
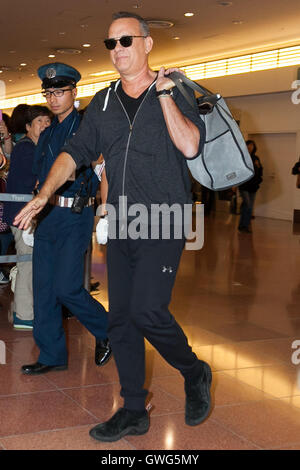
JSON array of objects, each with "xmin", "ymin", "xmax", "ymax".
[{"xmin": 33, "ymin": 108, "xmax": 98, "ymax": 197}]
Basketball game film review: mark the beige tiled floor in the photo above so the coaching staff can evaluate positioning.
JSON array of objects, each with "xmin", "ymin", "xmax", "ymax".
[{"xmin": 0, "ymin": 211, "xmax": 300, "ymax": 450}]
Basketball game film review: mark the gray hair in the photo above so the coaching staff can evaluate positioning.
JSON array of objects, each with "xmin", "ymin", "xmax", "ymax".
[{"xmin": 112, "ymin": 11, "xmax": 150, "ymax": 36}]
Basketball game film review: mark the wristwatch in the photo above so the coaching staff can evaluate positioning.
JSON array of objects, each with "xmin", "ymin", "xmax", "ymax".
[{"xmin": 156, "ymin": 89, "xmax": 173, "ymax": 98}]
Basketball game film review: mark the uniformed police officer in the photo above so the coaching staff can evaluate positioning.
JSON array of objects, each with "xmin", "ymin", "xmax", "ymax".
[{"xmin": 21, "ymin": 62, "xmax": 111, "ymax": 374}]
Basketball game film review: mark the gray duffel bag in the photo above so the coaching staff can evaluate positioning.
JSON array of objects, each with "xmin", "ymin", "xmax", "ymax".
[{"xmin": 169, "ymin": 72, "xmax": 254, "ymax": 191}]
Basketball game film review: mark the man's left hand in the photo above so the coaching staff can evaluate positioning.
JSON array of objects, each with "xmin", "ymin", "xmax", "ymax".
[{"xmin": 156, "ymin": 67, "xmax": 185, "ymax": 92}]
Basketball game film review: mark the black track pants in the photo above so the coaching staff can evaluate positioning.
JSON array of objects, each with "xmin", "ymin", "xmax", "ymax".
[{"xmin": 107, "ymin": 235, "xmax": 200, "ymax": 411}]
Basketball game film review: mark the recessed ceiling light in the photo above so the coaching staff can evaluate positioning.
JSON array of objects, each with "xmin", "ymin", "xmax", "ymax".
[
  {"xmin": 184, "ymin": 12, "xmax": 194, "ymax": 17},
  {"xmin": 88, "ymin": 59, "xmax": 93, "ymax": 62},
  {"xmin": 147, "ymin": 20, "xmax": 174, "ymax": 29},
  {"xmin": 172, "ymin": 36, "xmax": 180, "ymax": 40},
  {"xmin": 232, "ymin": 19, "xmax": 244, "ymax": 24},
  {"xmin": 20, "ymin": 63, "xmax": 27, "ymax": 66},
  {"xmin": 9, "ymin": 79, "xmax": 12, "ymax": 82},
  {"xmin": 82, "ymin": 43, "xmax": 91, "ymax": 47},
  {"xmin": 56, "ymin": 48, "xmax": 82, "ymax": 55},
  {"xmin": 0, "ymin": 71, "xmax": 3, "ymax": 74},
  {"xmin": 48, "ymin": 54, "xmax": 56, "ymax": 58}
]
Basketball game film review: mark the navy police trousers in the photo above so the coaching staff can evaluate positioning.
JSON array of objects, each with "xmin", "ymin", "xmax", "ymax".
[{"xmin": 33, "ymin": 205, "xmax": 108, "ymax": 366}]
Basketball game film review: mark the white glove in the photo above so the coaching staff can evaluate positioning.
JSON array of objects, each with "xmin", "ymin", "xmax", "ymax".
[
  {"xmin": 96, "ymin": 217, "xmax": 108, "ymax": 244},
  {"xmin": 22, "ymin": 227, "xmax": 34, "ymax": 247}
]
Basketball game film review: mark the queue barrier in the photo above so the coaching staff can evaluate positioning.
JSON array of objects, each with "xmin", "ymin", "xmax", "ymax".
[
  {"xmin": 0, "ymin": 254, "xmax": 32, "ymax": 263},
  {"xmin": 0, "ymin": 194, "xmax": 33, "ymax": 203},
  {"xmin": 0, "ymin": 193, "xmax": 34, "ymax": 264},
  {"xmin": 0, "ymin": 192, "xmax": 92, "ymax": 291}
]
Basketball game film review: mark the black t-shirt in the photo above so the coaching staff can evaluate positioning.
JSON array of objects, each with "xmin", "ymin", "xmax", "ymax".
[{"xmin": 116, "ymin": 83, "xmax": 150, "ymax": 124}]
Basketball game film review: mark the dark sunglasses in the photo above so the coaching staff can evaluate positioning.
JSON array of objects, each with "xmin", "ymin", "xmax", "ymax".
[{"xmin": 104, "ymin": 35, "xmax": 147, "ymax": 50}]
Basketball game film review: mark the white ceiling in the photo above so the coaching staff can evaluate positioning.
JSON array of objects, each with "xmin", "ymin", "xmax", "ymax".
[{"xmin": 1, "ymin": 0, "xmax": 300, "ymax": 98}]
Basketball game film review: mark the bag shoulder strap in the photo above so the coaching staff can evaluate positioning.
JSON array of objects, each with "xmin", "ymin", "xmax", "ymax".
[
  {"xmin": 173, "ymin": 77, "xmax": 197, "ymax": 110},
  {"xmin": 168, "ymin": 71, "xmax": 215, "ymax": 97},
  {"xmin": 168, "ymin": 71, "xmax": 222, "ymax": 113}
]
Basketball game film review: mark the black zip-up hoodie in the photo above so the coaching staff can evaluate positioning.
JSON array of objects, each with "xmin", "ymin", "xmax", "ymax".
[{"xmin": 62, "ymin": 79, "xmax": 206, "ymax": 212}]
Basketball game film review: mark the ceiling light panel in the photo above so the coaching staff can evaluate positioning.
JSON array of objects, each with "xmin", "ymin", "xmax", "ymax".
[{"xmin": 2, "ymin": 45, "xmax": 300, "ymax": 110}]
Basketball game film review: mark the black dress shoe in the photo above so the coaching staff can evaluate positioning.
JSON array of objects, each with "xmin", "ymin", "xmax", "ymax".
[
  {"xmin": 95, "ymin": 338, "xmax": 112, "ymax": 366},
  {"xmin": 21, "ymin": 362, "xmax": 68, "ymax": 375},
  {"xmin": 89, "ymin": 408, "xmax": 149, "ymax": 442}
]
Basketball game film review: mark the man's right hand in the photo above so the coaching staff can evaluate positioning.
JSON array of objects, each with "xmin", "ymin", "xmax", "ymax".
[{"xmin": 13, "ymin": 193, "xmax": 48, "ymax": 230}]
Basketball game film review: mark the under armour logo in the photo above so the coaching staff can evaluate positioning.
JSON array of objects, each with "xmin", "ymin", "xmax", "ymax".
[{"xmin": 162, "ymin": 265, "xmax": 173, "ymax": 273}]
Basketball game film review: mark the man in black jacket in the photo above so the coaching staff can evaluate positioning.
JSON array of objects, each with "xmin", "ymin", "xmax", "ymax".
[{"xmin": 14, "ymin": 11, "xmax": 211, "ymax": 442}]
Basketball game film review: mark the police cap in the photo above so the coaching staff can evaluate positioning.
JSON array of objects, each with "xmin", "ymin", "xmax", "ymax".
[{"xmin": 38, "ymin": 62, "xmax": 81, "ymax": 89}]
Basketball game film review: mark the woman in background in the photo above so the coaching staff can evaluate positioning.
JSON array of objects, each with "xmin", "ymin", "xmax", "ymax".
[{"xmin": 4, "ymin": 105, "xmax": 52, "ymax": 329}]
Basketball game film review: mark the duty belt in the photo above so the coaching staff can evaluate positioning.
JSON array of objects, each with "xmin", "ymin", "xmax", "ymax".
[{"xmin": 49, "ymin": 195, "xmax": 95, "ymax": 208}]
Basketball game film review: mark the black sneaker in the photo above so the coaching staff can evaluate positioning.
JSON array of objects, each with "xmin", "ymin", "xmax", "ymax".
[
  {"xmin": 185, "ymin": 360, "xmax": 212, "ymax": 426},
  {"xmin": 89, "ymin": 407, "xmax": 149, "ymax": 442}
]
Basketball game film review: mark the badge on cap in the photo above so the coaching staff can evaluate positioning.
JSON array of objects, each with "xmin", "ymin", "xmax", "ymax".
[{"xmin": 46, "ymin": 67, "xmax": 57, "ymax": 79}]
